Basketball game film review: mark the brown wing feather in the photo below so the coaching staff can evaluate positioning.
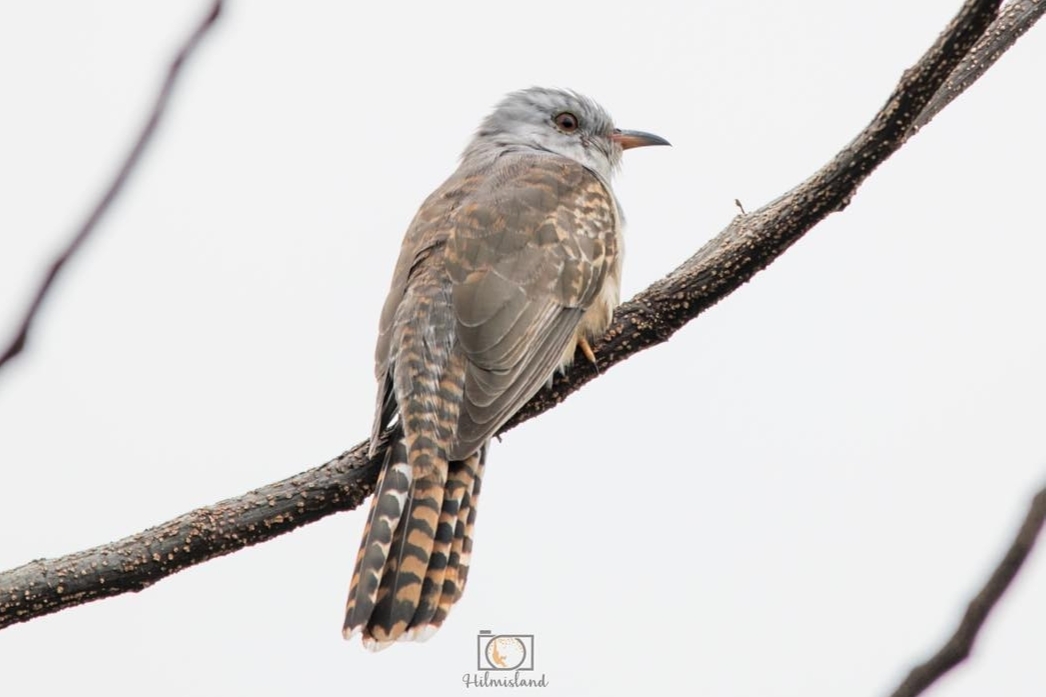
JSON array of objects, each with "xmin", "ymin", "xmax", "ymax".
[
  {"xmin": 369, "ymin": 166, "xmax": 492, "ymax": 454},
  {"xmin": 351, "ymin": 151, "xmax": 618, "ymax": 647},
  {"xmin": 444, "ymin": 154, "xmax": 618, "ymax": 459}
]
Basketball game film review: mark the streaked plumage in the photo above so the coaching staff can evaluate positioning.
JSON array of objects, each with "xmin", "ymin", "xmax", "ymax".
[{"xmin": 343, "ymin": 87, "xmax": 667, "ymax": 649}]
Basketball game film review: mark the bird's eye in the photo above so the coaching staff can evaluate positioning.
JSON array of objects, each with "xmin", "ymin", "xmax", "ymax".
[{"xmin": 553, "ymin": 111, "xmax": 579, "ymax": 133}]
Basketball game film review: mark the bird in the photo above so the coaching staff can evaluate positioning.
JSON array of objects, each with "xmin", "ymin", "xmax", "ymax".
[{"xmin": 343, "ymin": 87, "xmax": 668, "ymax": 650}]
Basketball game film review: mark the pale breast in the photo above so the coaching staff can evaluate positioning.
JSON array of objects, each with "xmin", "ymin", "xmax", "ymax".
[{"xmin": 559, "ymin": 220, "xmax": 623, "ymax": 370}]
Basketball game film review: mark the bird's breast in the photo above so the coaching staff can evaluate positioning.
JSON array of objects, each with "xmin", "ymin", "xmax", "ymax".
[{"xmin": 559, "ymin": 223, "xmax": 623, "ymax": 370}]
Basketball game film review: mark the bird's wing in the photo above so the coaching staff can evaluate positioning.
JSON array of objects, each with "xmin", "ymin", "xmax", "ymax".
[
  {"xmin": 369, "ymin": 177, "xmax": 468, "ymax": 452},
  {"xmin": 445, "ymin": 154, "xmax": 618, "ymax": 459}
]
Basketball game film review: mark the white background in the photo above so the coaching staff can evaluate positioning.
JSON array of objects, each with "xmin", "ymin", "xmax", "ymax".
[{"xmin": 1, "ymin": 2, "xmax": 1044, "ymax": 695}]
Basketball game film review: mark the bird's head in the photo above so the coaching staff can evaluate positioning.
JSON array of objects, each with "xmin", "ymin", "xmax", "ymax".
[{"xmin": 463, "ymin": 87, "xmax": 669, "ymax": 181}]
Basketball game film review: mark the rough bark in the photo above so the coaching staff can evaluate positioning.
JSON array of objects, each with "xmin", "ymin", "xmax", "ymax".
[{"xmin": 1, "ymin": 8, "xmax": 1044, "ymax": 697}]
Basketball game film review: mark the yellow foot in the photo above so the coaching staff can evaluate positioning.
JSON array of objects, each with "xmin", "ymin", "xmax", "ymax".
[{"xmin": 578, "ymin": 336, "xmax": 599, "ymax": 372}]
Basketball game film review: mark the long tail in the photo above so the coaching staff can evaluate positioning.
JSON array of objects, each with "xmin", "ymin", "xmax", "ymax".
[{"xmin": 343, "ymin": 437, "xmax": 485, "ymax": 650}]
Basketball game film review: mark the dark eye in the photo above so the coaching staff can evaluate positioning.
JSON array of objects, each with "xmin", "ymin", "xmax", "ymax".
[{"xmin": 553, "ymin": 111, "xmax": 579, "ymax": 133}]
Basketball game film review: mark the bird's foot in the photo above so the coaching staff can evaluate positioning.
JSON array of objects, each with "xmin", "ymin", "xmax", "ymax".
[{"xmin": 578, "ymin": 336, "xmax": 599, "ymax": 373}]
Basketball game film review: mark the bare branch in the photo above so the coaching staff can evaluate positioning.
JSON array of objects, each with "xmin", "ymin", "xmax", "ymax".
[
  {"xmin": 506, "ymin": 0, "xmax": 1010, "ymax": 429},
  {"xmin": 888, "ymin": 484, "xmax": 1046, "ymax": 697},
  {"xmin": 1, "ymin": 4, "xmax": 1041, "ymax": 667},
  {"xmin": 0, "ymin": 442, "xmax": 382, "ymax": 627},
  {"xmin": 0, "ymin": 0, "xmax": 223, "ymax": 377},
  {"xmin": 909, "ymin": 0, "xmax": 1046, "ymax": 135}
]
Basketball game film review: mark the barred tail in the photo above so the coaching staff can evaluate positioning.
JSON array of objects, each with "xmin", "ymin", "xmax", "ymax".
[
  {"xmin": 433, "ymin": 448, "xmax": 485, "ymax": 628},
  {"xmin": 342, "ymin": 440, "xmax": 486, "ymax": 650},
  {"xmin": 343, "ymin": 434, "xmax": 412, "ymax": 640}
]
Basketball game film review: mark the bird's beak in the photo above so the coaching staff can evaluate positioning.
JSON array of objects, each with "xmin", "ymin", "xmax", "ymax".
[{"xmin": 611, "ymin": 128, "xmax": 671, "ymax": 150}]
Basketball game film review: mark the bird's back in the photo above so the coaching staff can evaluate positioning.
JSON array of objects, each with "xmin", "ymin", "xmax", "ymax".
[
  {"xmin": 371, "ymin": 151, "xmax": 621, "ymax": 457},
  {"xmin": 345, "ymin": 85, "xmax": 664, "ymax": 649}
]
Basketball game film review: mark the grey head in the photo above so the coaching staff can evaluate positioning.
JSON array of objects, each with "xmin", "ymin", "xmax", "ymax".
[{"xmin": 461, "ymin": 87, "xmax": 669, "ymax": 183}]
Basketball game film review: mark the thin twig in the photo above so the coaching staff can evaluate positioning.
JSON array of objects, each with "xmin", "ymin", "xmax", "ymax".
[
  {"xmin": 888, "ymin": 485, "xmax": 1046, "ymax": 697},
  {"xmin": 1, "ymin": 0, "xmax": 1034, "ymax": 632},
  {"xmin": 0, "ymin": 0, "xmax": 223, "ymax": 376}
]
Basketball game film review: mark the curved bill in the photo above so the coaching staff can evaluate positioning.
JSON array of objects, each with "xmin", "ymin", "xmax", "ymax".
[{"xmin": 611, "ymin": 128, "xmax": 671, "ymax": 149}]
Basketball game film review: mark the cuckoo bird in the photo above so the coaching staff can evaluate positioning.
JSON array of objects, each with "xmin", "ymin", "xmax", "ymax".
[{"xmin": 343, "ymin": 87, "xmax": 668, "ymax": 649}]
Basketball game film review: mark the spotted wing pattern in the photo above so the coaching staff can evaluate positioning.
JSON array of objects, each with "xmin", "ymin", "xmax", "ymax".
[{"xmin": 344, "ymin": 153, "xmax": 619, "ymax": 649}]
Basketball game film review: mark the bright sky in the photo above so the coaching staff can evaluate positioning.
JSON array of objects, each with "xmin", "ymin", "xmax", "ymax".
[{"xmin": 1, "ymin": 2, "xmax": 1045, "ymax": 695}]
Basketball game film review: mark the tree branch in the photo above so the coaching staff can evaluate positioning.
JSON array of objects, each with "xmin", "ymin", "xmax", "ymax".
[
  {"xmin": 0, "ymin": 0, "xmax": 223, "ymax": 377},
  {"xmin": 888, "ymin": 484, "xmax": 1046, "ymax": 697},
  {"xmin": 909, "ymin": 0, "xmax": 1046, "ymax": 136},
  {"xmin": 1, "ymin": 14, "xmax": 1040, "ymax": 690},
  {"xmin": 506, "ymin": 0, "xmax": 1015, "ymax": 430},
  {"xmin": 0, "ymin": 441, "xmax": 383, "ymax": 628}
]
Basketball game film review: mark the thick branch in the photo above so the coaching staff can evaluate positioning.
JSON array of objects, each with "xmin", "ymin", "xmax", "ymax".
[
  {"xmin": 507, "ymin": 0, "xmax": 1010, "ymax": 429},
  {"xmin": 0, "ymin": 442, "xmax": 383, "ymax": 627},
  {"xmin": 888, "ymin": 485, "xmax": 1046, "ymax": 697},
  {"xmin": 909, "ymin": 0, "xmax": 1046, "ymax": 135},
  {"xmin": 0, "ymin": 1, "xmax": 223, "ymax": 377},
  {"xmin": 1, "ymin": 4, "xmax": 1040, "ymax": 664}
]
